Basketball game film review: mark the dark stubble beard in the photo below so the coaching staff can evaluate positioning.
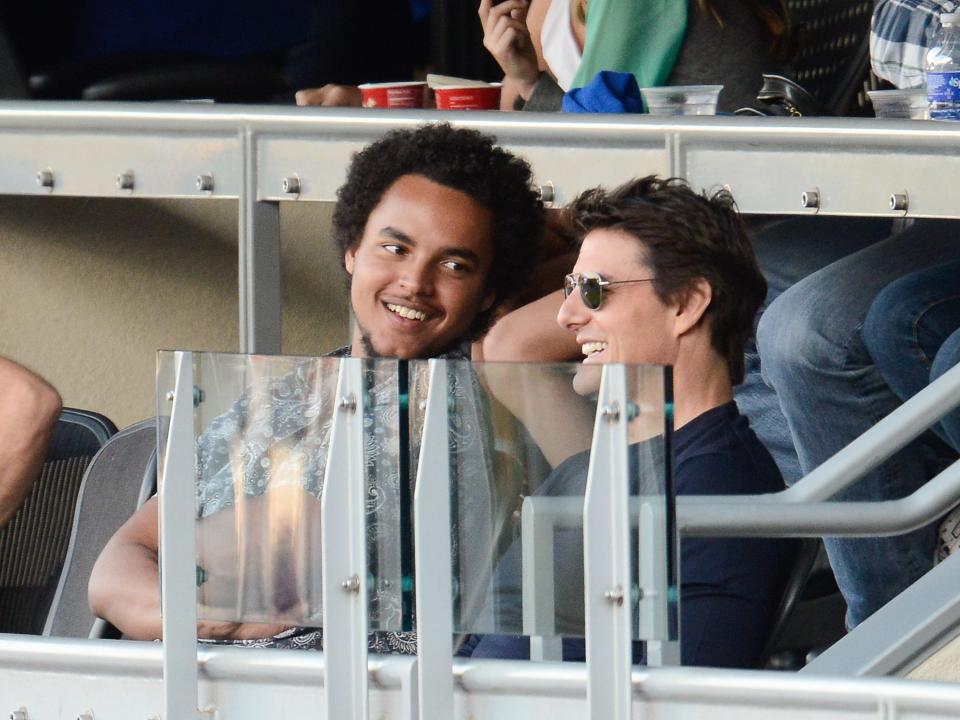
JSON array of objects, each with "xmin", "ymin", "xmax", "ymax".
[{"xmin": 356, "ymin": 322, "xmax": 458, "ymax": 360}]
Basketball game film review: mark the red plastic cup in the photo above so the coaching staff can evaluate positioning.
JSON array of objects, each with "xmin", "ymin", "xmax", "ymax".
[
  {"xmin": 433, "ymin": 84, "xmax": 502, "ymax": 110},
  {"xmin": 358, "ymin": 81, "xmax": 427, "ymax": 109}
]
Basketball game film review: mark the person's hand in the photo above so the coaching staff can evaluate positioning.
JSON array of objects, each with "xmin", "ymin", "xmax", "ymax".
[
  {"xmin": 479, "ymin": 0, "xmax": 540, "ymax": 100},
  {"xmin": 295, "ymin": 84, "xmax": 363, "ymax": 107},
  {"xmin": 196, "ymin": 618, "xmax": 293, "ymax": 641}
]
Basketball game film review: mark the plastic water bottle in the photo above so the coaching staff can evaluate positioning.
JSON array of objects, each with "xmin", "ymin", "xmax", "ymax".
[{"xmin": 927, "ymin": 12, "xmax": 960, "ymax": 120}]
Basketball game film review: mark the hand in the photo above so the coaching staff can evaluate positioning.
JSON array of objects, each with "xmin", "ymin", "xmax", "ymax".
[
  {"xmin": 295, "ymin": 84, "xmax": 363, "ymax": 107},
  {"xmin": 197, "ymin": 618, "xmax": 292, "ymax": 641},
  {"xmin": 478, "ymin": 0, "xmax": 540, "ymax": 100}
]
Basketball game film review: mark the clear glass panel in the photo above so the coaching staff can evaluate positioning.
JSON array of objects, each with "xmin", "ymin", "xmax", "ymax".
[
  {"xmin": 409, "ymin": 360, "xmax": 673, "ymax": 645},
  {"xmin": 156, "ymin": 351, "xmax": 406, "ymax": 630},
  {"xmin": 156, "ymin": 353, "xmax": 673, "ymax": 646}
]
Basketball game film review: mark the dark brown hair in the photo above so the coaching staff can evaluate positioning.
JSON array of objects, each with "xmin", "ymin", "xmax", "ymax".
[
  {"xmin": 569, "ymin": 176, "xmax": 766, "ymax": 385},
  {"xmin": 332, "ymin": 123, "xmax": 544, "ymax": 340},
  {"xmin": 697, "ymin": 0, "xmax": 794, "ymax": 55}
]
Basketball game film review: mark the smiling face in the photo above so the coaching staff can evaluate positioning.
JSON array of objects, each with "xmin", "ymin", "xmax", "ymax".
[
  {"xmin": 344, "ymin": 174, "xmax": 495, "ymax": 359},
  {"xmin": 557, "ymin": 228, "xmax": 679, "ymax": 391}
]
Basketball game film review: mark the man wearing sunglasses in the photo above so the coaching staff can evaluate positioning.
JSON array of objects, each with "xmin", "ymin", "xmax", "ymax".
[{"xmin": 469, "ymin": 176, "xmax": 797, "ymax": 668}]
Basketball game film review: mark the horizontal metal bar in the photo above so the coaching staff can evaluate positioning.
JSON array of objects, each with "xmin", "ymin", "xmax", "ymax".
[
  {"xmin": 525, "ymin": 453, "xmax": 960, "ymax": 538},
  {"xmin": 678, "ymin": 457, "xmax": 960, "ymax": 537},
  {"xmin": 6, "ymin": 634, "xmax": 960, "ymax": 715},
  {"xmin": 2, "ymin": 101, "xmax": 960, "ymax": 145},
  {"xmin": 781, "ymin": 361, "xmax": 960, "ymax": 503}
]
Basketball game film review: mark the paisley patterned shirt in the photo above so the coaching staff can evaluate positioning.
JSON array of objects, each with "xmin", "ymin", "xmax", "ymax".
[{"xmin": 195, "ymin": 346, "xmax": 501, "ymax": 654}]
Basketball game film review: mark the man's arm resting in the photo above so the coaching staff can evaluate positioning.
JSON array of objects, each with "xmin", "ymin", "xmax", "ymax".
[
  {"xmin": 90, "ymin": 495, "xmax": 297, "ymax": 641},
  {"xmin": 0, "ymin": 358, "xmax": 61, "ymax": 529},
  {"xmin": 89, "ymin": 496, "xmax": 164, "ymax": 640}
]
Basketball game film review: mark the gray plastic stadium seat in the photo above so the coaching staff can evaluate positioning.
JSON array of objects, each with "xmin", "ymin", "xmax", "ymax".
[
  {"xmin": 0, "ymin": 409, "xmax": 117, "ymax": 634},
  {"xmin": 42, "ymin": 418, "xmax": 157, "ymax": 638}
]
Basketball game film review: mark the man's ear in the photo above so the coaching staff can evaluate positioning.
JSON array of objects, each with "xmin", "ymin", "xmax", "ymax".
[
  {"xmin": 673, "ymin": 278, "xmax": 712, "ymax": 337},
  {"xmin": 480, "ymin": 288, "xmax": 496, "ymax": 313},
  {"xmin": 344, "ymin": 245, "xmax": 357, "ymax": 276}
]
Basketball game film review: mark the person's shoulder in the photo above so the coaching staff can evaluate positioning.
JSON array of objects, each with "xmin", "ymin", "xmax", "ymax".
[{"xmin": 674, "ymin": 401, "xmax": 784, "ymax": 496}]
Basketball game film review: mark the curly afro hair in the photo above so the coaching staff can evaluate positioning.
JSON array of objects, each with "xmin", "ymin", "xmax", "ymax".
[{"xmin": 332, "ymin": 123, "xmax": 544, "ymax": 340}]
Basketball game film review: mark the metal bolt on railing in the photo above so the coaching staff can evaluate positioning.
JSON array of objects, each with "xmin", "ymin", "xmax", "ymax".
[
  {"xmin": 36, "ymin": 169, "xmax": 54, "ymax": 190},
  {"xmin": 800, "ymin": 189, "xmax": 820, "ymax": 210},
  {"xmin": 341, "ymin": 575, "xmax": 361, "ymax": 594},
  {"xmin": 165, "ymin": 390, "xmax": 175, "ymax": 402},
  {"xmin": 339, "ymin": 394, "xmax": 357, "ymax": 413},
  {"xmin": 281, "ymin": 175, "xmax": 301, "ymax": 195},
  {"xmin": 77, "ymin": 711, "xmax": 94, "ymax": 720},
  {"xmin": 604, "ymin": 586, "xmax": 625, "ymax": 605},
  {"xmin": 196, "ymin": 174, "xmax": 215, "ymax": 193},
  {"xmin": 116, "ymin": 171, "xmax": 135, "ymax": 191},
  {"xmin": 10, "ymin": 708, "xmax": 27, "ymax": 720},
  {"xmin": 890, "ymin": 191, "xmax": 909, "ymax": 213},
  {"xmin": 601, "ymin": 403, "xmax": 621, "ymax": 422},
  {"xmin": 537, "ymin": 180, "xmax": 556, "ymax": 206}
]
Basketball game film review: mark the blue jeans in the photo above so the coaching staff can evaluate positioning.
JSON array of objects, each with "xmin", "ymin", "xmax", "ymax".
[
  {"xmin": 735, "ymin": 217, "xmax": 894, "ymax": 485},
  {"xmin": 757, "ymin": 219, "xmax": 960, "ymax": 628},
  {"xmin": 863, "ymin": 261, "xmax": 960, "ymax": 452}
]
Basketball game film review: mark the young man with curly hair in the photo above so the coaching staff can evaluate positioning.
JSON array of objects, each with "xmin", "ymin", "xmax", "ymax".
[{"xmin": 88, "ymin": 123, "xmax": 544, "ymax": 642}]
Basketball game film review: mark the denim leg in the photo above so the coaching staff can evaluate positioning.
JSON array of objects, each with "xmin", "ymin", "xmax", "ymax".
[
  {"xmin": 931, "ymin": 329, "xmax": 960, "ymax": 452},
  {"xmin": 757, "ymin": 220, "xmax": 960, "ymax": 628},
  {"xmin": 735, "ymin": 217, "xmax": 893, "ymax": 484},
  {"xmin": 863, "ymin": 260, "xmax": 960, "ymax": 450}
]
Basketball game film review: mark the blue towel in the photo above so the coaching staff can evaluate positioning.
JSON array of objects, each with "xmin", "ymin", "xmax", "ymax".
[{"xmin": 562, "ymin": 70, "xmax": 645, "ymax": 114}]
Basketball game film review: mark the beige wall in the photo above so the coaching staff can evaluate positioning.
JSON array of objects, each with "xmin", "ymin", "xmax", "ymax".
[{"xmin": 0, "ymin": 196, "xmax": 349, "ymax": 428}]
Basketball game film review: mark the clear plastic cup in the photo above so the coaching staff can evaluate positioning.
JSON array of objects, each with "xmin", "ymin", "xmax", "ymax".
[
  {"xmin": 640, "ymin": 85, "xmax": 723, "ymax": 116},
  {"xmin": 867, "ymin": 88, "xmax": 929, "ymax": 119}
]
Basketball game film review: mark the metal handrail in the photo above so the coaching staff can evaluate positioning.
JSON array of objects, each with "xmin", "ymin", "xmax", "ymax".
[{"xmin": 678, "ymin": 361, "xmax": 960, "ymax": 537}]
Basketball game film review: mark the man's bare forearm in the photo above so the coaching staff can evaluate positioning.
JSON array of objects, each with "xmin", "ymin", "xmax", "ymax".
[
  {"xmin": 89, "ymin": 497, "xmax": 163, "ymax": 639},
  {"xmin": 0, "ymin": 358, "xmax": 61, "ymax": 528}
]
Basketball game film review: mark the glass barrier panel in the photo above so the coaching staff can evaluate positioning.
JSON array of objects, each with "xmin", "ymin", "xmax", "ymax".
[
  {"xmin": 408, "ymin": 360, "xmax": 673, "ymax": 650},
  {"xmin": 156, "ymin": 351, "xmax": 406, "ymax": 632}
]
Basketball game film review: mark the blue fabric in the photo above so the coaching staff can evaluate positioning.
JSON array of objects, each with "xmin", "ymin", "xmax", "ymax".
[
  {"xmin": 466, "ymin": 402, "xmax": 797, "ymax": 668},
  {"xmin": 757, "ymin": 218, "xmax": 960, "ymax": 628},
  {"xmin": 863, "ymin": 261, "xmax": 960, "ymax": 452},
  {"xmin": 562, "ymin": 71, "xmax": 645, "ymax": 114},
  {"xmin": 871, "ymin": 0, "xmax": 960, "ymax": 87}
]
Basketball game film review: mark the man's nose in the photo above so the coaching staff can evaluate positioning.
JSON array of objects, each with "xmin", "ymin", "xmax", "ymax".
[
  {"xmin": 399, "ymin": 261, "xmax": 434, "ymax": 295},
  {"xmin": 557, "ymin": 287, "xmax": 586, "ymax": 330}
]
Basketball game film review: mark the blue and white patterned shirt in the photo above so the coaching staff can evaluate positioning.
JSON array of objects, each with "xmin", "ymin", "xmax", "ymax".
[{"xmin": 871, "ymin": 0, "xmax": 960, "ymax": 88}]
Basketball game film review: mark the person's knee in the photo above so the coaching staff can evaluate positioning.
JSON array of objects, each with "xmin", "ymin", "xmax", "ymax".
[
  {"xmin": 931, "ymin": 330, "xmax": 960, "ymax": 452},
  {"xmin": 862, "ymin": 277, "xmax": 917, "ymax": 372},
  {"xmin": 757, "ymin": 284, "xmax": 830, "ymax": 387}
]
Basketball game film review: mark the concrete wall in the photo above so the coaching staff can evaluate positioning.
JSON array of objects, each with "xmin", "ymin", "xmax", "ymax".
[{"xmin": 0, "ymin": 196, "xmax": 349, "ymax": 428}]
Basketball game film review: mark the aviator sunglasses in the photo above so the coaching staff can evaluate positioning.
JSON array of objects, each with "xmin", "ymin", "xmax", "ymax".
[{"xmin": 563, "ymin": 272, "xmax": 656, "ymax": 310}]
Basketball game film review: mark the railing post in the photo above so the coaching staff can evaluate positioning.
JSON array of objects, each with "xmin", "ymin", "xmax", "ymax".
[
  {"xmin": 239, "ymin": 126, "xmax": 281, "ymax": 354},
  {"xmin": 584, "ymin": 364, "xmax": 633, "ymax": 720},
  {"xmin": 522, "ymin": 500, "xmax": 563, "ymax": 661},
  {"xmin": 160, "ymin": 351, "xmax": 204, "ymax": 720},
  {"xmin": 414, "ymin": 360, "xmax": 455, "ymax": 720},
  {"xmin": 321, "ymin": 357, "xmax": 369, "ymax": 719}
]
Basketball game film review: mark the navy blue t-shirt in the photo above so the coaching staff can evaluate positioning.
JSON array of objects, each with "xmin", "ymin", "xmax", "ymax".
[{"xmin": 465, "ymin": 401, "xmax": 797, "ymax": 668}]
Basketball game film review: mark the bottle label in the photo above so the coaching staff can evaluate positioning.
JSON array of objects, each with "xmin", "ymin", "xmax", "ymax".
[{"xmin": 927, "ymin": 71, "xmax": 960, "ymax": 103}]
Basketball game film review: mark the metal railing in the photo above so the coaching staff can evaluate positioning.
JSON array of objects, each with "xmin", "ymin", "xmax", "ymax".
[
  {"xmin": 4, "ymin": 102, "xmax": 960, "ymax": 353},
  {"xmin": 4, "ymin": 105, "xmax": 960, "ymax": 718}
]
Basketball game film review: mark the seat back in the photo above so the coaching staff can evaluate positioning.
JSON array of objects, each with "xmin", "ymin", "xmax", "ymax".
[
  {"xmin": 786, "ymin": 0, "xmax": 875, "ymax": 115},
  {"xmin": 43, "ymin": 418, "xmax": 157, "ymax": 638},
  {"xmin": 0, "ymin": 409, "xmax": 116, "ymax": 634}
]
